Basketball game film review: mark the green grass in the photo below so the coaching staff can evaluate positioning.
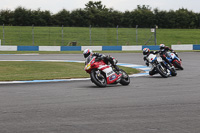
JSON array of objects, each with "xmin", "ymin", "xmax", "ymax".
[
  {"xmin": 1, "ymin": 26, "xmax": 199, "ymax": 46},
  {"xmin": 0, "ymin": 61, "xmax": 139, "ymax": 81},
  {"xmin": 156, "ymin": 29, "xmax": 200, "ymax": 46}
]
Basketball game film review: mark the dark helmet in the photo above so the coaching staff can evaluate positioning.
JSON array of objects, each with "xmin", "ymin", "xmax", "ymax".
[
  {"xmin": 159, "ymin": 44, "xmax": 165, "ymax": 49},
  {"xmin": 83, "ymin": 49, "xmax": 93, "ymax": 58},
  {"xmin": 143, "ymin": 48, "xmax": 150, "ymax": 55}
]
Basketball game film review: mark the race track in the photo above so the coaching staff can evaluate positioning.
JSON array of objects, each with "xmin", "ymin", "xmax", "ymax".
[{"xmin": 0, "ymin": 52, "xmax": 200, "ymax": 133}]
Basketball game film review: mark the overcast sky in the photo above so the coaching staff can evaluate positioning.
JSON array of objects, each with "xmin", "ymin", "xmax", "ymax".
[{"xmin": 1, "ymin": 0, "xmax": 200, "ymax": 14}]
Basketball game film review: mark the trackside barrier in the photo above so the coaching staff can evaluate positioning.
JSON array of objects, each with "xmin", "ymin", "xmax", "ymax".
[
  {"xmin": 142, "ymin": 45, "xmax": 159, "ymax": 50},
  {"xmin": 0, "ymin": 46, "xmax": 17, "ymax": 51},
  {"xmin": 0, "ymin": 45, "xmax": 199, "ymax": 51},
  {"xmin": 122, "ymin": 46, "xmax": 142, "ymax": 51},
  {"xmin": 17, "ymin": 46, "xmax": 39, "ymax": 51},
  {"xmin": 193, "ymin": 45, "xmax": 200, "ymax": 50},
  {"xmin": 171, "ymin": 44, "xmax": 193, "ymax": 50},
  {"xmin": 61, "ymin": 46, "xmax": 81, "ymax": 51},
  {"xmin": 102, "ymin": 46, "xmax": 122, "ymax": 51},
  {"xmin": 39, "ymin": 46, "xmax": 60, "ymax": 51},
  {"xmin": 81, "ymin": 46, "xmax": 102, "ymax": 51}
]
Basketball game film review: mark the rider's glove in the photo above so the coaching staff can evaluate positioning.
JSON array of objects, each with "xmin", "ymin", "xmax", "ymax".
[
  {"xmin": 101, "ymin": 54, "xmax": 106, "ymax": 58},
  {"xmin": 93, "ymin": 53, "xmax": 100, "ymax": 56}
]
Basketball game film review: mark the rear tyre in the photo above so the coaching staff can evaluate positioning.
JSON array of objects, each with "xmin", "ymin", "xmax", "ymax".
[
  {"xmin": 119, "ymin": 69, "xmax": 130, "ymax": 85},
  {"xmin": 90, "ymin": 70, "xmax": 107, "ymax": 87}
]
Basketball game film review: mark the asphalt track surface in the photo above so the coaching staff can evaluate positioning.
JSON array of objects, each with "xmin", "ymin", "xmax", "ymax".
[{"xmin": 0, "ymin": 52, "xmax": 200, "ymax": 133}]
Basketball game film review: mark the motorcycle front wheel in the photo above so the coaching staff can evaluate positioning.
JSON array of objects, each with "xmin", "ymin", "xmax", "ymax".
[
  {"xmin": 173, "ymin": 59, "xmax": 184, "ymax": 70},
  {"xmin": 90, "ymin": 70, "xmax": 107, "ymax": 87},
  {"xmin": 156, "ymin": 63, "xmax": 168, "ymax": 78}
]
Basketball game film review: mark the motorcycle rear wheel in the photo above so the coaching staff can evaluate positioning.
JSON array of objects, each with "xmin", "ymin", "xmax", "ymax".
[
  {"xmin": 119, "ymin": 69, "xmax": 130, "ymax": 85},
  {"xmin": 90, "ymin": 70, "xmax": 107, "ymax": 87}
]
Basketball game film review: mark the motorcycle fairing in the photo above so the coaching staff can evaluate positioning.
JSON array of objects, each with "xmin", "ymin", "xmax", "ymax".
[
  {"xmin": 147, "ymin": 54, "xmax": 157, "ymax": 63},
  {"xmin": 167, "ymin": 52, "xmax": 181, "ymax": 62},
  {"xmin": 98, "ymin": 64, "xmax": 120, "ymax": 84}
]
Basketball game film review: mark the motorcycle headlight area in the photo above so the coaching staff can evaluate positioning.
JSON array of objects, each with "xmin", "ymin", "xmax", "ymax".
[{"xmin": 85, "ymin": 63, "xmax": 91, "ymax": 70}]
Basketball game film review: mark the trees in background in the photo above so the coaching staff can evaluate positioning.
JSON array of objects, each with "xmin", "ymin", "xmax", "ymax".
[{"xmin": 0, "ymin": 1, "xmax": 200, "ymax": 28}]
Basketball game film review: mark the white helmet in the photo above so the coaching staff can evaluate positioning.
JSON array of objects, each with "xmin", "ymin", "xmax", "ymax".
[{"xmin": 83, "ymin": 49, "xmax": 93, "ymax": 58}]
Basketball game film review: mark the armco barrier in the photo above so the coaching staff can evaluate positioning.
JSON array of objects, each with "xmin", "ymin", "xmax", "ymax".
[
  {"xmin": 61, "ymin": 46, "xmax": 81, "ymax": 51},
  {"xmin": 142, "ymin": 45, "xmax": 159, "ymax": 50},
  {"xmin": 0, "ymin": 45, "xmax": 199, "ymax": 51},
  {"xmin": 17, "ymin": 46, "xmax": 39, "ymax": 51},
  {"xmin": 0, "ymin": 46, "xmax": 17, "ymax": 51},
  {"xmin": 81, "ymin": 46, "xmax": 102, "ymax": 51},
  {"xmin": 122, "ymin": 46, "xmax": 142, "ymax": 51},
  {"xmin": 193, "ymin": 45, "xmax": 200, "ymax": 50},
  {"xmin": 171, "ymin": 44, "xmax": 193, "ymax": 50},
  {"xmin": 39, "ymin": 46, "xmax": 60, "ymax": 51},
  {"xmin": 102, "ymin": 46, "xmax": 122, "ymax": 51}
]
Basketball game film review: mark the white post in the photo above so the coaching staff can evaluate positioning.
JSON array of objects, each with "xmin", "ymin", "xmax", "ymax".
[{"xmin": 0, "ymin": 39, "xmax": 1, "ymax": 46}]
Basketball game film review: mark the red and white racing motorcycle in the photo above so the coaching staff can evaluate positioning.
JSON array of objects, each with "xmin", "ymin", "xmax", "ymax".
[
  {"xmin": 166, "ymin": 52, "xmax": 183, "ymax": 70},
  {"xmin": 84, "ymin": 55, "xmax": 130, "ymax": 87}
]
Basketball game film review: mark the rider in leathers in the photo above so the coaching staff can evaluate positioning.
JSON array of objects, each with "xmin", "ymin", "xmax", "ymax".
[
  {"xmin": 159, "ymin": 44, "xmax": 176, "ymax": 67},
  {"xmin": 83, "ymin": 49, "xmax": 120, "ymax": 71},
  {"xmin": 143, "ymin": 48, "xmax": 160, "ymax": 75}
]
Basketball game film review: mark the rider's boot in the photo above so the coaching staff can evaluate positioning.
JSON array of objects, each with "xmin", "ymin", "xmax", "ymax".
[
  {"xmin": 108, "ymin": 57, "xmax": 120, "ymax": 71},
  {"xmin": 164, "ymin": 57, "xmax": 173, "ymax": 67}
]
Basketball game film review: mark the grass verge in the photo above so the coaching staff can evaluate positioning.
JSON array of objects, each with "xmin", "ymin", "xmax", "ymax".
[
  {"xmin": 1, "ymin": 26, "xmax": 200, "ymax": 46},
  {"xmin": 0, "ymin": 61, "xmax": 140, "ymax": 81}
]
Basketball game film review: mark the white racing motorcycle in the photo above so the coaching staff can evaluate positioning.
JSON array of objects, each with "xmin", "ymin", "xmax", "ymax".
[{"xmin": 147, "ymin": 53, "xmax": 177, "ymax": 78}]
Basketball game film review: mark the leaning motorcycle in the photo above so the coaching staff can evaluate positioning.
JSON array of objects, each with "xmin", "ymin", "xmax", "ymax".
[
  {"xmin": 84, "ymin": 55, "xmax": 130, "ymax": 87},
  {"xmin": 166, "ymin": 52, "xmax": 183, "ymax": 70},
  {"xmin": 147, "ymin": 53, "xmax": 177, "ymax": 78}
]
